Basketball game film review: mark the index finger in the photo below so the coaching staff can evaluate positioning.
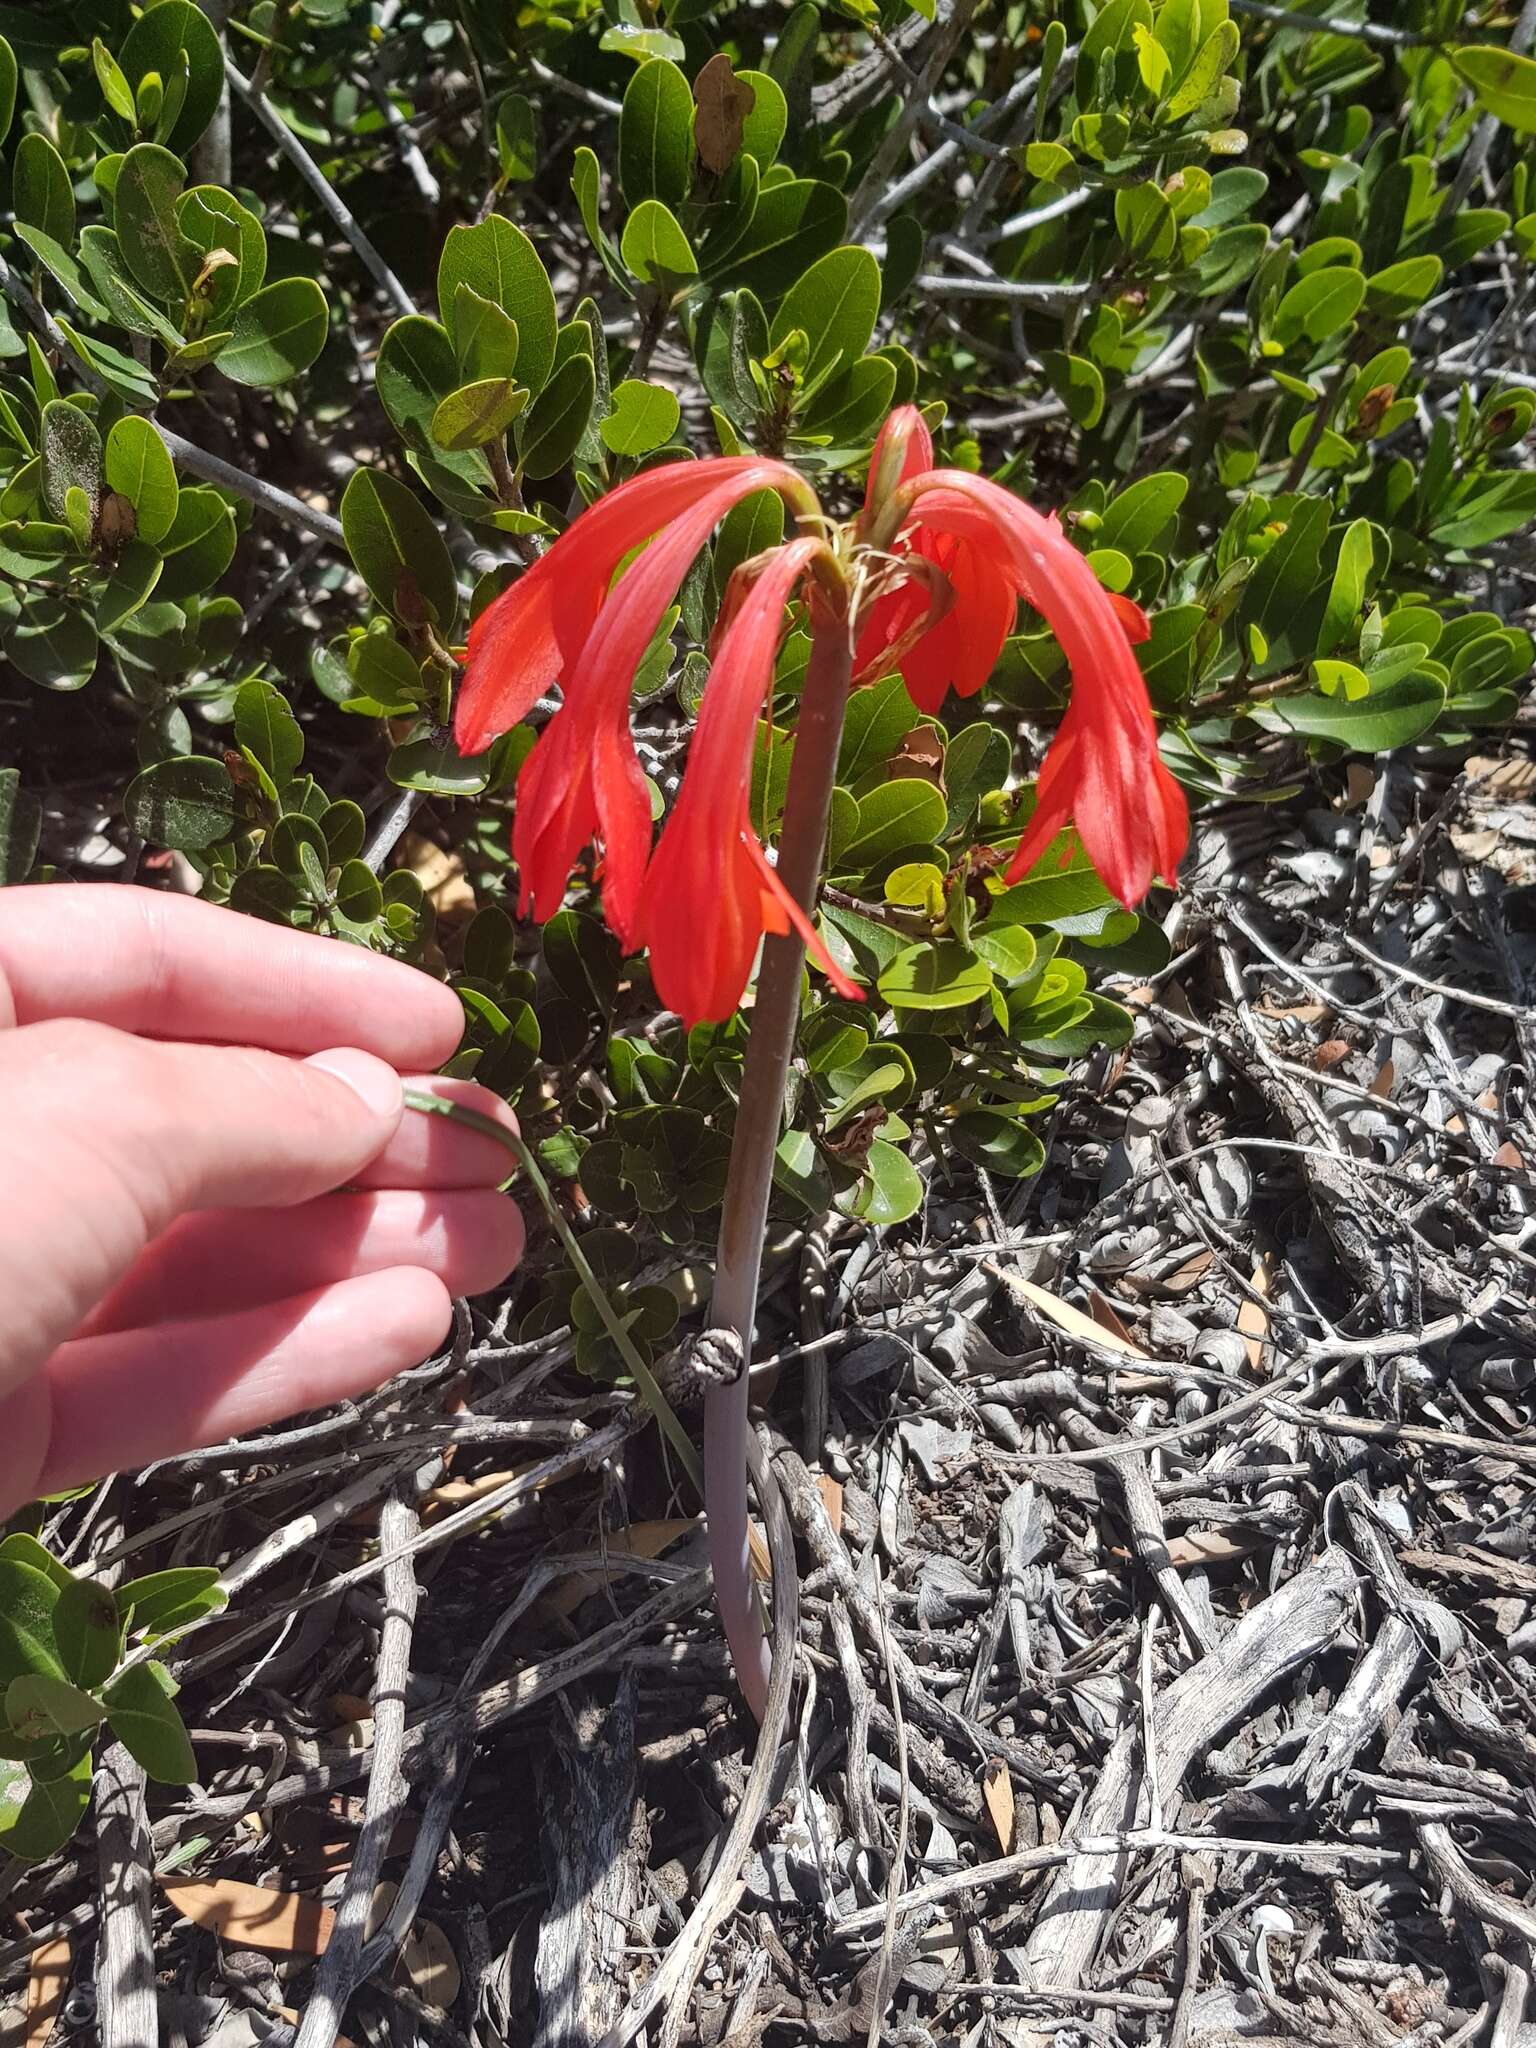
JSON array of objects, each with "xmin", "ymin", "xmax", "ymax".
[{"xmin": 0, "ymin": 886, "xmax": 464, "ymax": 1068}]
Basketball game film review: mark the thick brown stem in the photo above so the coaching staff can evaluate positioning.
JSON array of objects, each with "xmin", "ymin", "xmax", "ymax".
[{"xmin": 705, "ymin": 584, "xmax": 854, "ymax": 1719}]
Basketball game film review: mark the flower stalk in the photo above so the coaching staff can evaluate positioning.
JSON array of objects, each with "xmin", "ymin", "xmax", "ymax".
[
  {"xmin": 704, "ymin": 570, "xmax": 855, "ymax": 1721},
  {"xmin": 450, "ymin": 407, "xmax": 1189, "ymax": 1716}
]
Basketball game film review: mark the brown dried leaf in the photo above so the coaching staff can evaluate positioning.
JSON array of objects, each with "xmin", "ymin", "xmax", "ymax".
[
  {"xmin": 1163, "ymin": 1530, "xmax": 1258, "ymax": 1568},
  {"xmin": 823, "ymin": 1104, "xmax": 887, "ymax": 1169},
  {"xmin": 26, "ymin": 1936, "xmax": 70, "ymax": 2048},
  {"xmin": 817, "ymin": 1474, "xmax": 845, "ymax": 1537},
  {"xmin": 1342, "ymin": 761, "xmax": 1375, "ymax": 810},
  {"xmin": 363, "ymin": 1883, "xmax": 460, "ymax": 2014},
  {"xmin": 1155, "ymin": 1249, "xmax": 1214, "ymax": 1298},
  {"xmin": 1368, "ymin": 1060, "xmax": 1396, "ymax": 1099},
  {"xmin": 427, "ymin": 1467, "xmax": 522, "ymax": 1508},
  {"xmin": 693, "ymin": 53, "xmax": 755, "ymax": 175},
  {"xmin": 398, "ymin": 833, "xmax": 476, "ymax": 922},
  {"xmin": 1237, "ymin": 1255, "xmax": 1273, "ymax": 1372},
  {"xmin": 989, "ymin": 1269, "xmax": 1149, "ymax": 1358},
  {"xmin": 160, "ymin": 1878, "xmax": 335, "ymax": 1956},
  {"xmin": 1258, "ymin": 998, "xmax": 1331, "ymax": 1023},
  {"xmin": 544, "ymin": 1519, "xmax": 698, "ymax": 1620},
  {"xmin": 888, "ymin": 724, "xmax": 946, "ymax": 792},
  {"xmin": 1493, "ymin": 1140, "xmax": 1525, "ymax": 1171},
  {"xmin": 982, "ymin": 1763, "xmax": 1015, "ymax": 1854},
  {"xmin": 400, "ymin": 1918, "xmax": 461, "ymax": 2008},
  {"xmin": 1313, "ymin": 1038, "xmax": 1351, "ymax": 1071}
]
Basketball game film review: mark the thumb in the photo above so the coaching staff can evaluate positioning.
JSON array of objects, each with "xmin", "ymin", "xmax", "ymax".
[{"xmin": 0, "ymin": 1022, "xmax": 405, "ymax": 1396}]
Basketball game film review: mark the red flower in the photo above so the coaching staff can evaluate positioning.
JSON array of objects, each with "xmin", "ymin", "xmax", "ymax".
[
  {"xmin": 855, "ymin": 409, "xmax": 1022, "ymax": 715},
  {"xmin": 454, "ymin": 458, "xmax": 806, "ymax": 946},
  {"xmin": 635, "ymin": 539, "xmax": 863, "ymax": 1025},
  {"xmin": 859, "ymin": 408, "xmax": 1187, "ymax": 905}
]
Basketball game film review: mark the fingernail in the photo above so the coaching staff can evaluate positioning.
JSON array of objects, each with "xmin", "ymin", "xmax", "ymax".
[{"xmin": 307, "ymin": 1047, "xmax": 404, "ymax": 1120}]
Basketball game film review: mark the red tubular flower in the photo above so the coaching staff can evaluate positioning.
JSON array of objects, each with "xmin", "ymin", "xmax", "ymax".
[
  {"xmin": 854, "ymin": 405, "xmax": 1020, "ymax": 714},
  {"xmin": 455, "ymin": 458, "xmax": 793, "ymax": 749},
  {"xmin": 904, "ymin": 471, "xmax": 1186, "ymax": 903},
  {"xmin": 857, "ymin": 407, "xmax": 1187, "ymax": 906},
  {"xmin": 453, "ymin": 458, "xmax": 806, "ymax": 946},
  {"xmin": 635, "ymin": 538, "xmax": 864, "ymax": 1026}
]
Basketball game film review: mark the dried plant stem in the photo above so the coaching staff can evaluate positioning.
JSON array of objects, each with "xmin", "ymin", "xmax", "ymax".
[{"xmin": 706, "ymin": 584, "xmax": 855, "ymax": 1721}]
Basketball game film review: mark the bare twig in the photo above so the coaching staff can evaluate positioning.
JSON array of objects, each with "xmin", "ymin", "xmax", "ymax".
[
  {"xmin": 294, "ymin": 1484, "xmax": 421, "ymax": 2048},
  {"xmin": 227, "ymin": 59, "xmax": 417, "ymax": 317}
]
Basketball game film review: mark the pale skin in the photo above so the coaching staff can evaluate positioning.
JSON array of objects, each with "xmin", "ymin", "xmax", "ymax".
[{"xmin": 0, "ymin": 887, "xmax": 526, "ymax": 1517}]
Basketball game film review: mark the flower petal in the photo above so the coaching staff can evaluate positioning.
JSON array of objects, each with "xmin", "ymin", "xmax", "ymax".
[
  {"xmin": 510, "ymin": 467, "xmax": 807, "ymax": 934},
  {"xmin": 638, "ymin": 537, "xmax": 860, "ymax": 1024},
  {"xmin": 456, "ymin": 457, "xmax": 802, "ymax": 754},
  {"xmin": 909, "ymin": 470, "xmax": 1188, "ymax": 903}
]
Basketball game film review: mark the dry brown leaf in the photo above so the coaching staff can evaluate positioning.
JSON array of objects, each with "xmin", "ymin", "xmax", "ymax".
[
  {"xmin": 1493, "ymin": 1139, "xmax": 1525, "ymax": 1171},
  {"xmin": 26, "ymin": 1936, "xmax": 70, "ymax": 2048},
  {"xmin": 1154, "ymin": 1249, "xmax": 1214, "ymax": 1298},
  {"xmin": 1237, "ymin": 1255, "xmax": 1273, "ymax": 1372},
  {"xmin": 692, "ymin": 52, "xmax": 755, "ymax": 174},
  {"xmin": 398, "ymin": 833, "xmax": 476, "ymax": 922},
  {"xmin": 1368, "ymin": 1060, "xmax": 1396, "ymax": 1100},
  {"xmin": 1342, "ymin": 761, "xmax": 1375, "ymax": 810},
  {"xmin": 399, "ymin": 1917, "xmax": 461, "ymax": 2008},
  {"xmin": 1450, "ymin": 827, "xmax": 1502, "ymax": 864},
  {"xmin": 427, "ymin": 1468, "xmax": 522, "ymax": 1508},
  {"xmin": 1164, "ymin": 1530, "xmax": 1259, "ymax": 1568},
  {"xmin": 160, "ymin": 1878, "xmax": 334, "ymax": 1956},
  {"xmin": 988, "ymin": 1267, "xmax": 1149, "ymax": 1358},
  {"xmin": 1467, "ymin": 753, "xmax": 1536, "ymax": 797},
  {"xmin": 543, "ymin": 1519, "xmax": 698, "ymax": 1620},
  {"xmin": 817, "ymin": 1474, "xmax": 844, "ymax": 1537},
  {"xmin": 1312, "ymin": 1038, "xmax": 1351, "ymax": 1071},
  {"xmin": 366, "ymin": 1883, "xmax": 462, "ymax": 2007},
  {"xmin": 888, "ymin": 725, "xmax": 946, "ymax": 791},
  {"xmin": 982, "ymin": 1763, "xmax": 1015, "ymax": 1854},
  {"xmin": 1258, "ymin": 998, "xmax": 1331, "ymax": 1024}
]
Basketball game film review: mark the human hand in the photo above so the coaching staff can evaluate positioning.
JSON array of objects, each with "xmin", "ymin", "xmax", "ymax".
[{"xmin": 0, "ymin": 886, "xmax": 524, "ymax": 1514}]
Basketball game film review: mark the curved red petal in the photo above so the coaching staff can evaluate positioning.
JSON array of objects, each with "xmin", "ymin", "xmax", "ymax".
[
  {"xmin": 910, "ymin": 470, "xmax": 1189, "ymax": 904},
  {"xmin": 508, "ymin": 469, "xmax": 812, "ymax": 932},
  {"xmin": 456, "ymin": 457, "xmax": 804, "ymax": 755},
  {"xmin": 895, "ymin": 526, "xmax": 1017, "ymax": 709},
  {"xmin": 638, "ymin": 537, "xmax": 863, "ymax": 1024}
]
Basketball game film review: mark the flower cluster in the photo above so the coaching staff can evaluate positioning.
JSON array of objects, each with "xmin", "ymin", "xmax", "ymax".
[{"xmin": 454, "ymin": 408, "xmax": 1189, "ymax": 1025}]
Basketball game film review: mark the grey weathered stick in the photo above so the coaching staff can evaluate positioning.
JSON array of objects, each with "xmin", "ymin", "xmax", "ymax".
[
  {"xmin": 534, "ymin": 1680, "xmax": 645, "ymax": 2048},
  {"xmin": 1015, "ymin": 1546, "xmax": 1361, "ymax": 1991},
  {"xmin": 294, "ymin": 1483, "xmax": 421, "ymax": 2048},
  {"xmin": 227, "ymin": 59, "xmax": 416, "ymax": 318},
  {"xmin": 94, "ymin": 1744, "xmax": 157, "ymax": 2048},
  {"xmin": 158, "ymin": 430, "xmax": 346, "ymax": 547},
  {"xmin": 1229, "ymin": 0, "xmax": 1431, "ymax": 43}
]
